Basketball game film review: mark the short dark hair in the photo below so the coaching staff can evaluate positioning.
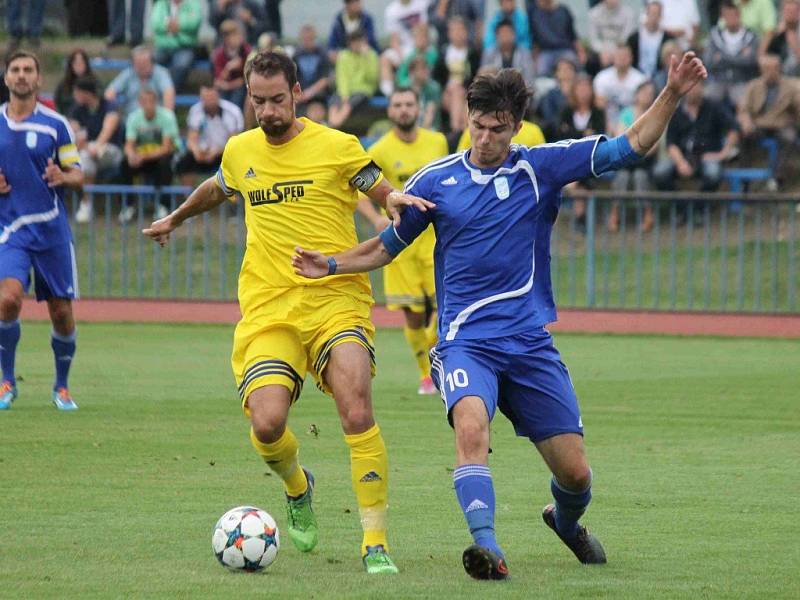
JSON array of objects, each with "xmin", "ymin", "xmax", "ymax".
[
  {"xmin": 5, "ymin": 50, "xmax": 40, "ymax": 73},
  {"xmin": 466, "ymin": 68, "xmax": 532, "ymax": 125},
  {"xmin": 346, "ymin": 28, "xmax": 366, "ymax": 44},
  {"xmin": 390, "ymin": 86, "xmax": 419, "ymax": 102},
  {"xmin": 494, "ymin": 18, "xmax": 515, "ymax": 34},
  {"xmin": 720, "ymin": 0, "xmax": 739, "ymax": 10},
  {"xmin": 73, "ymin": 75, "xmax": 98, "ymax": 95},
  {"xmin": 244, "ymin": 50, "xmax": 297, "ymax": 88}
]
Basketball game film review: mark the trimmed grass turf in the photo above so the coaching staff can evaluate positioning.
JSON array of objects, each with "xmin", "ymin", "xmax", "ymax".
[{"xmin": 1, "ymin": 323, "xmax": 798, "ymax": 599}]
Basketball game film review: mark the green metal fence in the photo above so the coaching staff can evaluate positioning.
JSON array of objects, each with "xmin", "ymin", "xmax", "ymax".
[{"xmin": 68, "ymin": 185, "xmax": 799, "ymax": 313}]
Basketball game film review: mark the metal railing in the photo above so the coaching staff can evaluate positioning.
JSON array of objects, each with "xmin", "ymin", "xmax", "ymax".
[{"xmin": 67, "ymin": 185, "xmax": 799, "ymax": 314}]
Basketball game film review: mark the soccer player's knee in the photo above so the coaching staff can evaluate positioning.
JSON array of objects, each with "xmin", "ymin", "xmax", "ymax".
[
  {"xmin": 0, "ymin": 289, "xmax": 22, "ymax": 318},
  {"xmin": 250, "ymin": 410, "xmax": 286, "ymax": 444},
  {"xmin": 339, "ymin": 404, "xmax": 374, "ymax": 432},
  {"xmin": 561, "ymin": 465, "xmax": 592, "ymax": 492},
  {"xmin": 454, "ymin": 418, "xmax": 489, "ymax": 455}
]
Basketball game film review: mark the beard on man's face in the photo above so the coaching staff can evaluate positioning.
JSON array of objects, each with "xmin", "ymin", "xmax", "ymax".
[
  {"xmin": 393, "ymin": 114, "xmax": 416, "ymax": 132},
  {"xmin": 259, "ymin": 119, "xmax": 292, "ymax": 137}
]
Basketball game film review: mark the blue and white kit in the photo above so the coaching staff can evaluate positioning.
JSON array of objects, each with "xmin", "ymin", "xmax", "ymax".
[{"xmin": 379, "ymin": 135, "xmax": 638, "ymax": 441}]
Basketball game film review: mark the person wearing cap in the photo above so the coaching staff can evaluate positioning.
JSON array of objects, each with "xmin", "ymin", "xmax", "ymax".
[{"xmin": 67, "ymin": 75, "xmax": 124, "ymax": 223}]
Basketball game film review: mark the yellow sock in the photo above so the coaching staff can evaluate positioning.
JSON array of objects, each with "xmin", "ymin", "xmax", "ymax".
[
  {"xmin": 344, "ymin": 424, "xmax": 389, "ymax": 555},
  {"xmin": 249, "ymin": 427, "xmax": 308, "ymax": 497},
  {"xmin": 425, "ymin": 310, "xmax": 438, "ymax": 349},
  {"xmin": 403, "ymin": 325, "xmax": 431, "ymax": 380}
]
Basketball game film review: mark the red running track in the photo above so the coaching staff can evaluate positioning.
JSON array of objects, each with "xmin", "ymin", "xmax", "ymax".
[{"xmin": 18, "ymin": 298, "xmax": 800, "ymax": 338}]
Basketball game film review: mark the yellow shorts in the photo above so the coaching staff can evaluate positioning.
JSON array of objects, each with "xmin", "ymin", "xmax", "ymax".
[
  {"xmin": 231, "ymin": 287, "xmax": 376, "ymax": 415},
  {"xmin": 384, "ymin": 227, "xmax": 436, "ymax": 313}
]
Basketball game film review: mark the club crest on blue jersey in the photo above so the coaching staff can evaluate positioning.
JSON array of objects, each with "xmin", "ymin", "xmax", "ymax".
[
  {"xmin": 494, "ymin": 176, "xmax": 509, "ymax": 199},
  {"xmin": 26, "ymin": 131, "xmax": 37, "ymax": 148}
]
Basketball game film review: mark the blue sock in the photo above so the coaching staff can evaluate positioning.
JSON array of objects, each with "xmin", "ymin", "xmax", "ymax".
[
  {"xmin": 550, "ymin": 475, "xmax": 592, "ymax": 540},
  {"xmin": 0, "ymin": 319, "xmax": 21, "ymax": 386},
  {"xmin": 453, "ymin": 464, "xmax": 503, "ymax": 557},
  {"xmin": 51, "ymin": 329, "xmax": 76, "ymax": 390}
]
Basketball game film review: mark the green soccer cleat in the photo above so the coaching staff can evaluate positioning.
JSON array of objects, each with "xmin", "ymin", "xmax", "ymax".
[
  {"xmin": 285, "ymin": 468, "xmax": 319, "ymax": 552},
  {"xmin": 362, "ymin": 545, "xmax": 399, "ymax": 574}
]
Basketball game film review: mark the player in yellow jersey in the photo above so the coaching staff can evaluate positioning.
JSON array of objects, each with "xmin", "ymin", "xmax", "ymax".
[
  {"xmin": 456, "ymin": 118, "xmax": 546, "ymax": 151},
  {"xmin": 357, "ymin": 88, "xmax": 448, "ymax": 396},
  {"xmin": 143, "ymin": 51, "xmax": 432, "ymax": 574}
]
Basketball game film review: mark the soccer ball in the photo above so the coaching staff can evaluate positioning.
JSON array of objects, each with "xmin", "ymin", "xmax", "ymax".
[{"xmin": 212, "ymin": 506, "xmax": 280, "ymax": 571}]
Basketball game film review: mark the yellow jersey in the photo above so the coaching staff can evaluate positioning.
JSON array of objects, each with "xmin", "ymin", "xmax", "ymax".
[
  {"xmin": 456, "ymin": 120, "xmax": 546, "ymax": 152},
  {"xmin": 368, "ymin": 128, "xmax": 450, "ymax": 191},
  {"xmin": 216, "ymin": 118, "xmax": 382, "ymax": 316}
]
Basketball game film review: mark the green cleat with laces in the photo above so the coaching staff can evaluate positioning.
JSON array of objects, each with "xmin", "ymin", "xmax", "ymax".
[
  {"xmin": 285, "ymin": 468, "xmax": 319, "ymax": 552},
  {"xmin": 362, "ymin": 545, "xmax": 399, "ymax": 574}
]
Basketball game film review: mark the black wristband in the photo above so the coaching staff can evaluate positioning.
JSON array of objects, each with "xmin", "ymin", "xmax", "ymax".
[{"xmin": 327, "ymin": 256, "xmax": 337, "ymax": 275}]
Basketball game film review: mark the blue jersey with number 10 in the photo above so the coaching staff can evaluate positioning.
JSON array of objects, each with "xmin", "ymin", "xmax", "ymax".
[{"xmin": 384, "ymin": 136, "xmax": 606, "ymax": 342}]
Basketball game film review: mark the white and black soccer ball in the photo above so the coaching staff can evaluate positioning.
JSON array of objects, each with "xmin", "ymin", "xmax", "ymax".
[{"xmin": 212, "ymin": 506, "xmax": 280, "ymax": 571}]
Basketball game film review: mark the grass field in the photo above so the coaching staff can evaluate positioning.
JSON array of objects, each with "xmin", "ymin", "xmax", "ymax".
[{"xmin": 2, "ymin": 323, "xmax": 799, "ymax": 599}]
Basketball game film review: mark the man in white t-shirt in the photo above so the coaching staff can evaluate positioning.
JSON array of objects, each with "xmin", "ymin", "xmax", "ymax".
[
  {"xmin": 626, "ymin": 1, "xmax": 676, "ymax": 79},
  {"xmin": 659, "ymin": 0, "xmax": 700, "ymax": 49},
  {"xmin": 380, "ymin": 0, "xmax": 430, "ymax": 96},
  {"xmin": 588, "ymin": 0, "xmax": 636, "ymax": 68},
  {"xmin": 593, "ymin": 44, "xmax": 648, "ymax": 128},
  {"xmin": 176, "ymin": 84, "xmax": 243, "ymax": 185}
]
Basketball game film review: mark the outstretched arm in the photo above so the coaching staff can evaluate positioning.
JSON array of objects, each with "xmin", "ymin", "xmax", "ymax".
[
  {"xmin": 142, "ymin": 176, "xmax": 227, "ymax": 246},
  {"xmin": 292, "ymin": 237, "xmax": 394, "ymax": 279},
  {"xmin": 626, "ymin": 51, "xmax": 707, "ymax": 155}
]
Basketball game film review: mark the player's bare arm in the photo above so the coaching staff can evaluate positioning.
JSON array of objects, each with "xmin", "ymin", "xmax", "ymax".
[
  {"xmin": 365, "ymin": 178, "xmax": 434, "ymax": 223},
  {"xmin": 626, "ymin": 51, "xmax": 708, "ymax": 155},
  {"xmin": 292, "ymin": 238, "xmax": 393, "ymax": 279},
  {"xmin": 142, "ymin": 176, "xmax": 227, "ymax": 246},
  {"xmin": 43, "ymin": 158, "xmax": 84, "ymax": 189},
  {"xmin": 356, "ymin": 198, "xmax": 391, "ymax": 232}
]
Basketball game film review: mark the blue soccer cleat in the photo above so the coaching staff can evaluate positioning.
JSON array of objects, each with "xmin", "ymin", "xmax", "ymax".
[
  {"xmin": 0, "ymin": 381, "xmax": 17, "ymax": 410},
  {"xmin": 52, "ymin": 387, "xmax": 78, "ymax": 411}
]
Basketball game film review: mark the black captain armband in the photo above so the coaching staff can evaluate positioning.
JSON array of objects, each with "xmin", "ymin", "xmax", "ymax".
[{"xmin": 349, "ymin": 161, "xmax": 382, "ymax": 192}]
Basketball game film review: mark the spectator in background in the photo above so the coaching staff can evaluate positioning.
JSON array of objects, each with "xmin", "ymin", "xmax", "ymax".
[
  {"xmin": 54, "ymin": 49, "xmax": 94, "ymax": 115},
  {"xmin": 704, "ymin": 0, "xmax": 760, "ymax": 107},
  {"xmin": 151, "ymin": 0, "xmax": 203, "ymax": 91},
  {"xmin": 658, "ymin": 0, "xmax": 700, "ymax": 49},
  {"xmin": 328, "ymin": 0, "xmax": 380, "ymax": 64},
  {"xmin": 738, "ymin": 53, "xmax": 800, "ymax": 185},
  {"xmin": 213, "ymin": 20, "xmax": 252, "ymax": 109},
  {"xmin": 408, "ymin": 55, "xmax": 443, "ymax": 130},
  {"xmin": 484, "ymin": 0, "xmax": 531, "ymax": 52},
  {"xmin": 429, "ymin": 0, "xmax": 486, "ymax": 50},
  {"xmin": 738, "ymin": 0, "xmax": 777, "ymax": 39},
  {"xmin": 432, "ymin": 16, "xmax": 481, "ymax": 132},
  {"xmin": 120, "ymin": 88, "xmax": 181, "ymax": 223},
  {"xmin": 105, "ymin": 46, "xmax": 176, "ymax": 117},
  {"xmin": 593, "ymin": 44, "xmax": 647, "ymax": 128},
  {"xmin": 528, "ymin": 0, "xmax": 586, "ymax": 76},
  {"xmin": 765, "ymin": 0, "xmax": 800, "ymax": 75},
  {"xmin": 653, "ymin": 80, "xmax": 740, "ymax": 197},
  {"xmin": 652, "ymin": 39, "xmax": 682, "ymax": 90},
  {"xmin": 610, "ymin": 80, "xmax": 657, "ymax": 232},
  {"xmin": 626, "ymin": 1, "xmax": 675, "ymax": 79},
  {"xmin": 107, "ymin": 0, "xmax": 145, "ymax": 47},
  {"xmin": 395, "ymin": 23, "xmax": 438, "ymax": 89},
  {"xmin": 537, "ymin": 56, "xmax": 577, "ymax": 139},
  {"xmin": 5, "ymin": 0, "xmax": 45, "ymax": 52},
  {"xmin": 176, "ymin": 84, "xmax": 243, "ymax": 186},
  {"xmin": 554, "ymin": 73, "xmax": 605, "ymax": 228},
  {"xmin": 588, "ymin": 0, "xmax": 636, "ymax": 71},
  {"xmin": 211, "ymin": 0, "xmax": 267, "ymax": 46},
  {"xmin": 380, "ymin": 0, "xmax": 430, "ymax": 97},
  {"xmin": 328, "ymin": 29, "xmax": 379, "ymax": 129},
  {"xmin": 68, "ymin": 76, "xmax": 124, "ymax": 223},
  {"xmin": 480, "ymin": 20, "xmax": 537, "ymax": 90},
  {"xmin": 294, "ymin": 24, "xmax": 332, "ymax": 117}
]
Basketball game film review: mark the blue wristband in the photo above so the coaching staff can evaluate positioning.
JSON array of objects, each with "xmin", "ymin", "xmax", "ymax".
[{"xmin": 327, "ymin": 256, "xmax": 337, "ymax": 275}]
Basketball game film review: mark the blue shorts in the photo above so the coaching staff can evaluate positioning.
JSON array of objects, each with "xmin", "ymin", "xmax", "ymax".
[
  {"xmin": 429, "ymin": 330, "xmax": 583, "ymax": 442},
  {"xmin": 0, "ymin": 242, "xmax": 79, "ymax": 301}
]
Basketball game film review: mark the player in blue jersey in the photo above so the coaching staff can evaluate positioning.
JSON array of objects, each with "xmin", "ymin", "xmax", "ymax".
[
  {"xmin": 293, "ymin": 52, "xmax": 707, "ymax": 579},
  {"xmin": 0, "ymin": 51, "xmax": 84, "ymax": 411}
]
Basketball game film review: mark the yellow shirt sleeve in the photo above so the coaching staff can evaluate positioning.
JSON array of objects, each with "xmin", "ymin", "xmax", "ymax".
[
  {"xmin": 339, "ymin": 133, "xmax": 384, "ymax": 193},
  {"xmin": 456, "ymin": 129, "xmax": 470, "ymax": 152},
  {"xmin": 215, "ymin": 139, "xmax": 239, "ymax": 199}
]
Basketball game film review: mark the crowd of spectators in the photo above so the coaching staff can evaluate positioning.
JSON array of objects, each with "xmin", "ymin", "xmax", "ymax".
[{"xmin": 4, "ymin": 0, "xmax": 800, "ymax": 230}]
